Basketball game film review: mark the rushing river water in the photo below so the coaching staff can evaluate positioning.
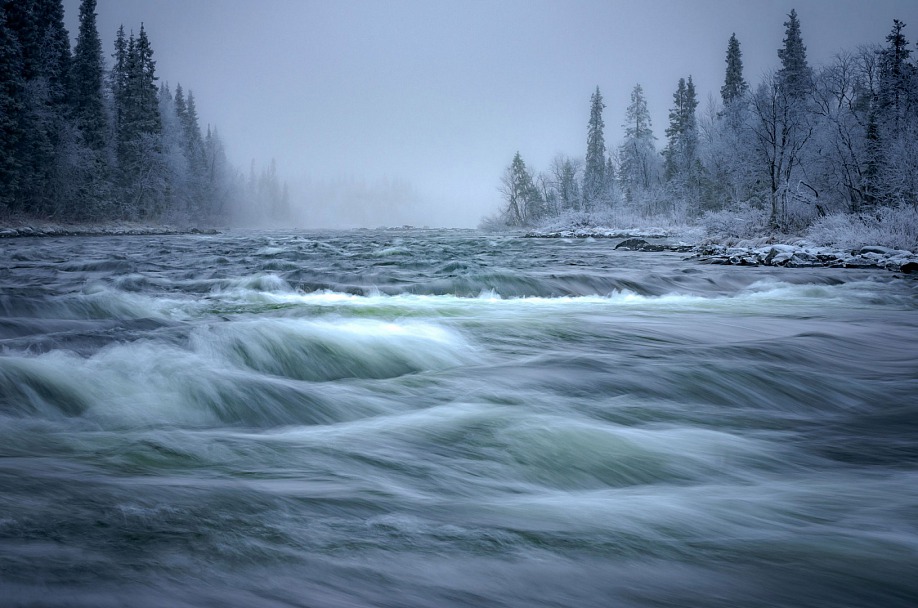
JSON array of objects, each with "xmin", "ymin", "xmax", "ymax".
[{"xmin": 1, "ymin": 229, "xmax": 917, "ymax": 607}]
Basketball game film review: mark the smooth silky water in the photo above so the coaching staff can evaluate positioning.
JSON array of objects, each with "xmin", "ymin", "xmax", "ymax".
[{"xmin": 1, "ymin": 229, "xmax": 917, "ymax": 607}]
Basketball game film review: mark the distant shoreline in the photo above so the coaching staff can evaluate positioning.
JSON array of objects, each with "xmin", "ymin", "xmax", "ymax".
[{"xmin": 0, "ymin": 222, "xmax": 220, "ymax": 239}]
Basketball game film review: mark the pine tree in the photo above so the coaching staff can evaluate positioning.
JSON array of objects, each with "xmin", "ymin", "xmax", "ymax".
[
  {"xmin": 70, "ymin": 0, "xmax": 105, "ymax": 150},
  {"xmin": 583, "ymin": 86, "xmax": 606, "ymax": 208},
  {"xmin": 0, "ymin": 9, "xmax": 24, "ymax": 211},
  {"xmin": 34, "ymin": 0, "xmax": 70, "ymax": 106},
  {"xmin": 4, "ymin": 0, "xmax": 71, "ymax": 216},
  {"xmin": 500, "ymin": 152, "xmax": 542, "ymax": 225},
  {"xmin": 664, "ymin": 76, "xmax": 700, "ymax": 192},
  {"xmin": 109, "ymin": 24, "xmax": 127, "ymax": 130},
  {"xmin": 664, "ymin": 78, "xmax": 687, "ymax": 180},
  {"xmin": 721, "ymin": 33, "xmax": 748, "ymax": 105},
  {"xmin": 619, "ymin": 84, "xmax": 657, "ymax": 198},
  {"xmin": 778, "ymin": 9, "xmax": 812, "ymax": 98},
  {"xmin": 877, "ymin": 20, "xmax": 912, "ymax": 128},
  {"xmin": 183, "ymin": 90, "xmax": 205, "ymax": 169},
  {"xmin": 116, "ymin": 24, "xmax": 163, "ymax": 218}
]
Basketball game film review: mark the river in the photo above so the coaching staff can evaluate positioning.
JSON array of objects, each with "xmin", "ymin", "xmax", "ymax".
[{"xmin": 1, "ymin": 229, "xmax": 917, "ymax": 607}]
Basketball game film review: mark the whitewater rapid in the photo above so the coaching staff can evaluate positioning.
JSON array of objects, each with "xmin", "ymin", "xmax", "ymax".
[{"xmin": 1, "ymin": 229, "xmax": 917, "ymax": 607}]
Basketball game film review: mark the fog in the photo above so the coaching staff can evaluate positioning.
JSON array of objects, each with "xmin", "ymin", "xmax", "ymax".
[{"xmin": 63, "ymin": 0, "xmax": 918, "ymax": 228}]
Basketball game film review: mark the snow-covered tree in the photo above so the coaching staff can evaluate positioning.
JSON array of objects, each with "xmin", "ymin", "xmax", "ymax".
[
  {"xmin": 619, "ymin": 83, "xmax": 658, "ymax": 200},
  {"xmin": 663, "ymin": 76, "xmax": 699, "ymax": 185},
  {"xmin": 70, "ymin": 0, "xmax": 104, "ymax": 150},
  {"xmin": 499, "ymin": 152, "xmax": 543, "ymax": 225},
  {"xmin": 583, "ymin": 86, "xmax": 606, "ymax": 209},
  {"xmin": 778, "ymin": 9, "xmax": 813, "ymax": 99},
  {"xmin": 0, "ymin": 9, "xmax": 24, "ymax": 213},
  {"xmin": 749, "ymin": 71, "xmax": 815, "ymax": 228},
  {"xmin": 721, "ymin": 33, "xmax": 748, "ymax": 106}
]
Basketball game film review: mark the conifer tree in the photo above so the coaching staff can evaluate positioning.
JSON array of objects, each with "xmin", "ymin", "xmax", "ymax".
[
  {"xmin": 116, "ymin": 24, "xmax": 163, "ymax": 218},
  {"xmin": 70, "ymin": 0, "xmax": 105, "ymax": 150},
  {"xmin": 778, "ymin": 9, "xmax": 812, "ymax": 98},
  {"xmin": 109, "ymin": 24, "xmax": 126, "ymax": 130},
  {"xmin": 663, "ymin": 76, "xmax": 700, "ymax": 196},
  {"xmin": 619, "ymin": 84, "xmax": 657, "ymax": 198},
  {"xmin": 0, "ymin": 9, "xmax": 24, "ymax": 211},
  {"xmin": 877, "ymin": 19, "xmax": 912, "ymax": 128},
  {"xmin": 500, "ymin": 152, "xmax": 542, "ymax": 225},
  {"xmin": 721, "ymin": 33, "xmax": 748, "ymax": 105},
  {"xmin": 583, "ymin": 86, "xmax": 606, "ymax": 208},
  {"xmin": 183, "ymin": 90, "xmax": 205, "ymax": 169}
]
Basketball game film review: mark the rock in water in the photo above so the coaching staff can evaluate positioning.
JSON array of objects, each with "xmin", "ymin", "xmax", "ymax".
[
  {"xmin": 614, "ymin": 238, "xmax": 664, "ymax": 251},
  {"xmin": 901, "ymin": 261, "xmax": 918, "ymax": 274}
]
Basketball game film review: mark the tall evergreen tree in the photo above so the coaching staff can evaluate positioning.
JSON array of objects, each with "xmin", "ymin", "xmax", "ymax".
[
  {"xmin": 877, "ymin": 20, "xmax": 912, "ymax": 128},
  {"xmin": 116, "ymin": 24, "xmax": 163, "ymax": 218},
  {"xmin": 109, "ymin": 24, "xmax": 126, "ymax": 130},
  {"xmin": 70, "ymin": 0, "xmax": 105, "ymax": 150},
  {"xmin": 619, "ymin": 84, "xmax": 657, "ymax": 198},
  {"xmin": 4, "ymin": 0, "xmax": 71, "ymax": 215},
  {"xmin": 34, "ymin": 0, "xmax": 70, "ymax": 105},
  {"xmin": 183, "ymin": 90, "xmax": 205, "ymax": 169},
  {"xmin": 778, "ymin": 9, "xmax": 812, "ymax": 98},
  {"xmin": 499, "ymin": 152, "xmax": 542, "ymax": 225},
  {"xmin": 0, "ymin": 9, "xmax": 24, "ymax": 211},
  {"xmin": 583, "ymin": 86, "xmax": 606, "ymax": 208},
  {"xmin": 663, "ymin": 77, "xmax": 699, "ymax": 182},
  {"xmin": 2, "ymin": 0, "xmax": 38, "ymax": 80},
  {"xmin": 721, "ymin": 33, "xmax": 748, "ymax": 105}
]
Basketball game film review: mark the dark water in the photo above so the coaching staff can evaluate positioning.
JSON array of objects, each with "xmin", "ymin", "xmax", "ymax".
[{"xmin": 2, "ymin": 229, "xmax": 917, "ymax": 607}]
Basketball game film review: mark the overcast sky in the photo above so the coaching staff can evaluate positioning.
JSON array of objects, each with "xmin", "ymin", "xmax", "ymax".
[{"xmin": 62, "ymin": 0, "xmax": 918, "ymax": 227}]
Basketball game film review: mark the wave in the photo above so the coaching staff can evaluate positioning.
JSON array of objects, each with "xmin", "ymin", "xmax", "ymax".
[{"xmin": 0, "ymin": 316, "xmax": 477, "ymax": 427}]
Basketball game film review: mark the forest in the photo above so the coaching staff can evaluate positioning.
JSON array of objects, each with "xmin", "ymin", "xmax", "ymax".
[
  {"xmin": 495, "ymin": 10, "xmax": 918, "ymax": 251},
  {"xmin": 0, "ymin": 0, "xmax": 288, "ymax": 227}
]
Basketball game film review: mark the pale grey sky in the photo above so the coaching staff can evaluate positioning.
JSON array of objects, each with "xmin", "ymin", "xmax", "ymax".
[{"xmin": 64, "ymin": 0, "xmax": 918, "ymax": 227}]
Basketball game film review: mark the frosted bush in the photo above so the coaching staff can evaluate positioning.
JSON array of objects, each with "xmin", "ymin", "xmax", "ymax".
[
  {"xmin": 806, "ymin": 206, "xmax": 918, "ymax": 252},
  {"xmin": 701, "ymin": 206, "xmax": 770, "ymax": 240}
]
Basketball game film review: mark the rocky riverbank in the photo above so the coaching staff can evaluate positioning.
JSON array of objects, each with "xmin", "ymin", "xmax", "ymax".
[
  {"xmin": 525, "ymin": 229, "xmax": 918, "ymax": 274},
  {"xmin": 693, "ymin": 243, "xmax": 918, "ymax": 273}
]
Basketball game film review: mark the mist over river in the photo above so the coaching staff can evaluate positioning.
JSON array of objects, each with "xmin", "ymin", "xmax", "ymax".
[{"xmin": 1, "ymin": 229, "xmax": 917, "ymax": 607}]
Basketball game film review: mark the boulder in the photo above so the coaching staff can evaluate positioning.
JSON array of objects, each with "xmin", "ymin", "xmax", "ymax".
[
  {"xmin": 900, "ymin": 261, "xmax": 918, "ymax": 274},
  {"xmin": 614, "ymin": 238, "xmax": 649, "ymax": 250}
]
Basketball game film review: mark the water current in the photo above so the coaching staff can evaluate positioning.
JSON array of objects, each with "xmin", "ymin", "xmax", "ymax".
[{"xmin": 1, "ymin": 229, "xmax": 917, "ymax": 607}]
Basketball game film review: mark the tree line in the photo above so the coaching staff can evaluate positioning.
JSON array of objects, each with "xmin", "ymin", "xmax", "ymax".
[
  {"xmin": 0, "ymin": 0, "xmax": 287, "ymax": 225},
  {"xmin": 499, "ymin": 10, "xmax": 918, "ymax": 234}
]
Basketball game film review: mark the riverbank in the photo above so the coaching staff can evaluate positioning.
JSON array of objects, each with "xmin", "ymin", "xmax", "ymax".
[
  {"xmin": 524, "ymin": 227, "xmax": 918, "ymax": 274},
  {"xmin": 0, "ymin": 221, "xmax": 220, "ymax": 238}
]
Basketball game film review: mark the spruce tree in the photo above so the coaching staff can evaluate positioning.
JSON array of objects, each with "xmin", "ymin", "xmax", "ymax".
[
  {"xmin": 70, "ymin": 0, "xmax": 105, "ymax": 150},
  {"xmin": 778, "ymin": 9, "xmax": 812, "ymax": 98},
  {"xmin": 583, "ymin": 86, "xmax": 606, "ymax": 208},
  {"xmin": 877, "ymin": 20, "xmax": 912, "ymax": 128},
  {"xmin": 619, "ymin": 84, "xmax": 657, "ymax": 198},
  {"xmin": 0, "ymin": 9, "xmax": 24, "ymax": 211},
  {"xmin": 664, "ymin": 76, "xmax": 700, "ymax": 185},
  {"xmin": 183, "ymin": 90, "xmax": 205, "ymax": 169},
  {"xmin": 721, "ymin": 33, "xmax": 748, "ymax": 105},
  {"xmin": 664, "ymin": 78, "xmax": 688, "ymax": 181},
  {"xmin": 110, "ymin": 24, "xmax": 127, "ymax": 130},
  {"xmin": 116, "ymin": 24, "xmax": 163, "ymax": 218},
  {"xmin": 500, "ymin": 152, "xmax": 542, "ymax": 225}
]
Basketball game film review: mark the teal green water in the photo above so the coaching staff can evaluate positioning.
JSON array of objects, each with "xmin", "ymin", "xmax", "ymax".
[{"xmin": 1, "ymin": 230, "xmax": 917, "ymax": 607}]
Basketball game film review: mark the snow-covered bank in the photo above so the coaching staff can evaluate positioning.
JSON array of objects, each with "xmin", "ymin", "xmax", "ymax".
[
  {"xmin": 524, "ymin": 227, "xmax": 672, "ymax": 239},
  {"xmin": 0, "ymin": 222, "xmax": 220, "ymax": 238},
  {"xmin": 692, "ymin": 243, "xmax": 918, "ymax": 273},
  {"xmin": 523, "ymin": 227, "xmax": 918, "ymax": 273}
]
